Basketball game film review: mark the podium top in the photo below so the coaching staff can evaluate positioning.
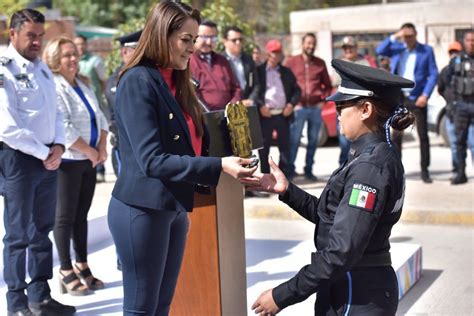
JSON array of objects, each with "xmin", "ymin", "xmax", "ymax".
[{"xmin": 203, "ymin": 105, "xmax": 263, "ymax": 157}]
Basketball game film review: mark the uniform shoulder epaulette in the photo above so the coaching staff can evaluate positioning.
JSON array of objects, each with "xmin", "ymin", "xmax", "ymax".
[{"xmin": 0, "ymin": 56, "xmax": 12, "ymax": 66}]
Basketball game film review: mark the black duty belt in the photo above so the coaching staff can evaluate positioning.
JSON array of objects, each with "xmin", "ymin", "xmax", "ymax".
[{"xmin": 353, "ymin": 252, "xmax": 392, "ymax": 268}]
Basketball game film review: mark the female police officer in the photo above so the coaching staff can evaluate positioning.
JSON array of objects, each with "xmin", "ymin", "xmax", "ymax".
[{"xmin": 244, "ymin": 59, "xmax": 415, "ymax": 315}]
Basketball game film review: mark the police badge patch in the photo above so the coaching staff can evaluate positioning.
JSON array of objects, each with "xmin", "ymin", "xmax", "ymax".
[{"xmin": 349, "ymin": 183, "xmax": 377, "ymax": 212}]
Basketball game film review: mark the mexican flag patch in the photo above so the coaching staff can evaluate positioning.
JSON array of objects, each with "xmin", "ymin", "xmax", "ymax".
[{"xmin": 349, "ymin": 183, "xmax": 377, "ymax": 211}]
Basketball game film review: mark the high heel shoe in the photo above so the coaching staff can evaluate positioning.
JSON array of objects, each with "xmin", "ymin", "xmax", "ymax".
[
  {"xmin": 74, "ymin": 263, "xmax": 104, "ymax": 290},
  {"xmin": 58, "ymin": 270, "xmax": 90, "ymax": 296}
]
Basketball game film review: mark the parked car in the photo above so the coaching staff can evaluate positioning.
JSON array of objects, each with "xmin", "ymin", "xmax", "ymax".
[
  {"xmin": 427, "ymin": 90, "xmax": 450, "ymax": 146},
  {"xmin": 292, "ymin": 101, "xmax": 338, "ymax": 147}
]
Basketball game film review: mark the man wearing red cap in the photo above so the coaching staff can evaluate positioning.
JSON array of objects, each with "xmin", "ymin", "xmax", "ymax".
[
  {"xmin": 256, "ymin": 39, "xmax": 301, "ymax": 177},
  {"xmin": 284, "ymin": 33, "xmax": 332, "ymax": 181}
]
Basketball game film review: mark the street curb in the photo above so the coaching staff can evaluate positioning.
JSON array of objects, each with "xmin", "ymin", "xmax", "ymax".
[
  {"xmin": 244, "ymin": 205, "xmax": 474, "ymax": 226},
  {"xmin": 400, "ymin": 210, "xmax": 474, "ymax": 226}
]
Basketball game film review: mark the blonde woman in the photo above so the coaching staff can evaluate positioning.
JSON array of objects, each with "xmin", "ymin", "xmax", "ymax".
[{"xmin": 43, "ymin": 37, "xmax": 107, "ymax": 296}]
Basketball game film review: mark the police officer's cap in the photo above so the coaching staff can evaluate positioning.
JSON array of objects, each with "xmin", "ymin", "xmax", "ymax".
[
  {"xmin": 117, "ymin": 30, "xmax": 142, "ymax": 48},
  {"xmin": 327, "ymin": 59, "xmax": 415, "ymax": 107}
]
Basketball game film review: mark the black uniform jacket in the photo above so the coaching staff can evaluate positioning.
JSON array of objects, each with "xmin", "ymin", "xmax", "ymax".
[
  {"xmin": 273, "ymin": 133, "xmax": 405, "ymax": 309},
  {"xmin": 112, "ymin": 61, "xmax": 222, "ymax": 213}
]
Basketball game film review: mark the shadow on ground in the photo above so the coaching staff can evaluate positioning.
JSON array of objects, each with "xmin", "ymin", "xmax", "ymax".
[{"xmin": 397, "ymin": 269, "xmax": 443, "ymax": 315}]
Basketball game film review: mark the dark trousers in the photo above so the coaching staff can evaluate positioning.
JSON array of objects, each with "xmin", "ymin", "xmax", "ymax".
[
  {"xmin": 315, "ymin": 266, "xmax": 398, "ymax": 316},
  {"xmin": 0, "ymin": 148, "xmax": 56, "ymax": 312},
  {"xmin": 54, "ymin": 160, "xmax": 96, "ymax": 270},
  {"xmin": 394, "ymin": 97, "xmax": 430, "ymax": 171},
  {"xmin": 258, "ymin": 114, "xmax": 291, "ymax": 176},
  {"xmin": 453, "ymin": 100, "xmax": 474, "ymax": 172},
  {"xmin": 108, "ymin": 197, "xmax": 189, "ymax": 316}
]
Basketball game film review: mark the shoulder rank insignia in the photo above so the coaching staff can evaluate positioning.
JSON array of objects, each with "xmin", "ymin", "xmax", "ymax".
[
  {"xmin": 0, "ymin": 74, "xmax": 4, "ymax": 87},
  {"xmin": 349, "ymin": 183, "xmax": 377, "ymax": 212}
]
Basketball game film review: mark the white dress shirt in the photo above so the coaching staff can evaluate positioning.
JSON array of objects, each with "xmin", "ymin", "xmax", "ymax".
[
  {"xmin": 0, "ymin": 44, "xmax": 65, "ymax": 160},
  {"xmin": 226, "ymin": 51, "xmax": 246, "ymax": 90}
]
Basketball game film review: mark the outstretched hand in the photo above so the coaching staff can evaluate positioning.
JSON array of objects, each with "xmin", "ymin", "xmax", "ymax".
[{"xmin": 240, "ymin": 156, "xmax": 289, "ymax": 195}]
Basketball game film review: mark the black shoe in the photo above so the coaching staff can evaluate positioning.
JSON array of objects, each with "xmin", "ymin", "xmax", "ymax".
[
  {"xmin": 304, "ymin": 173, "xmax": 318, "ymax": 181},
  {"xmin": 7, "ymin": 309, "xmax": 34, "ymax": 316},
  {"xmin": 29, "ymin": 298, "xmax": 76, "ymax": 316},
  {"xmin": 451, "ymin": 173, "xmax": 468, "ymax": 185},
  {"xmin": 245, "ymin": 191, "xmax": 270, "ymax": 198},
  {"xmin": 421, "ymin": 170, "xmax": 432, "ymax": 183}
]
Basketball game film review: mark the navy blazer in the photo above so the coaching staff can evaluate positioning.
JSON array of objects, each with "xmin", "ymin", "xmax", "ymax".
[
  {"xmin": 112, "ymin": 62, "xmax": 222, "ymax": 212},
  {"xmin": 376, "ymin": 37, "xmax": 438, "ymax": 100}
]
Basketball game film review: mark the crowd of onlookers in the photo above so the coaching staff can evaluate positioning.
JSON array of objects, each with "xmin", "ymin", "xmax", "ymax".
[{"xmin": 1, "ymin": 5, "xmax": 473, "ymax": 315}]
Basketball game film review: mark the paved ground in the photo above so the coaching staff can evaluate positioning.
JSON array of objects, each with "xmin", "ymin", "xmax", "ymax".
[{"xmin": 0, "ymin": 131, "xmax": 473, "ymax": 315}]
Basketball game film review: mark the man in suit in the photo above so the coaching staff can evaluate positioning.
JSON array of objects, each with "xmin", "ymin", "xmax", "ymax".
[
  {"xmin": 257, "ymin": 39, "xmax": 301, "ymax": 177},
  {"xmin": 190, "ymin": 20, "xmax": 241, "ymax": 111},
  {"xmin": 223, "ymin": 26, "xmax": 260, "ymax": 107},
  {"xmin": 376, "ymin": 23, "xmax": 438, "ymax": 183}
]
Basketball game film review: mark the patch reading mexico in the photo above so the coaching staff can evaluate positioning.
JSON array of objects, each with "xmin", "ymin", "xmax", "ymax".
[{"xmin": 349, "ymin": 183, "xmax": 377, "ymax": 211}]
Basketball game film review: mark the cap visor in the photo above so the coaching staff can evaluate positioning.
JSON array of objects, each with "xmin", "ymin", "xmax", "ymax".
[{"xmin": 326, "ymin": 92, "xmax": 361, "ymax": 102}]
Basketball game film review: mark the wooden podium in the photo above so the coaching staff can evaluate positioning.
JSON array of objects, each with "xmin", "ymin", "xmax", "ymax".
[
  {"xmin": 170, "ymin": 105, "xmax": 262, "ymax": 315},
  {"xmin": 170, "ymin": 173, "xmax": 247, "ymax": 315}
]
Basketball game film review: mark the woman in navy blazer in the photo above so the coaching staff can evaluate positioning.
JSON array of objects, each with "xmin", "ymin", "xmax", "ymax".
[{"xmin": 107, "ymin": 2, "xmax": 256, "ymax": 315}]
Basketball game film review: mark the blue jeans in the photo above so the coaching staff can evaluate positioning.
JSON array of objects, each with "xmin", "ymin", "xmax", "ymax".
[
  {"xmin": 288, "ymin": 107, "xmax": 322, "ymax": 176},
  {"xmin": 337, "ymin": 120, "xmax": 351, "ymax": 165},
  {"xmin": 1, "ymin": 149, "xmax": 56, "ymax": 312},
  {"xmin": 108, "ymin": 197, "xmax": 189, "ymax": 316}
]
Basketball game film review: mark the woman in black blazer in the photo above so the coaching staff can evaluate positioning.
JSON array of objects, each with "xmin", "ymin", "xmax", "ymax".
[{"xmin": 107, "ymin": 3, "xmax": 256, "ymax": 315}]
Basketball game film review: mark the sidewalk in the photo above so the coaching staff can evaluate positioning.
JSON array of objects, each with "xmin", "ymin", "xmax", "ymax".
[
  {"xmin": 0, "ymin": 131, "xmax": 473, "ymax": 314},
  {"xmin": 245, "ymin": 132, "xmax": 474, "ymax": 226}
]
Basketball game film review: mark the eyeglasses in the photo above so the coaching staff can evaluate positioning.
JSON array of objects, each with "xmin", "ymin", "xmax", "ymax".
[
  {"xmin": 335, "ymin": 100, "xmax": 359, "ymax": 116},
  {"xmin": 198, "ymin": 35, "xmax": 218, "ymax": 43},
  {"xmin": 228, "ymin": 38, "xmax": 244, "ymax": 44}
]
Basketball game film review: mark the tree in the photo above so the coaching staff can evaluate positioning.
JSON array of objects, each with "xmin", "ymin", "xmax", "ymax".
[
  {"xmin": 200, "ymin": 0, "xmax": 256, "ymax": 52},
  {"xmin": 52, "ymin": 0, "xmax": 153, "ymax": 28},
  {"xmin": 0, "ymin": 0, "xmax": 31, "ymax": 23}
]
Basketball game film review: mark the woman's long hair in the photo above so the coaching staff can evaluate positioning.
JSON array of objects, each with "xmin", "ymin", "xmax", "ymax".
[{"xmin": 120, "ymin": 2, "xmax": 204, "ymax": 136}]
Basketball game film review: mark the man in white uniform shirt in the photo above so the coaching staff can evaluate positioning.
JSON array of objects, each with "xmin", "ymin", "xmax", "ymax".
[{"xmin": 0, "ymin": 8, "xmax": 75, "ymax": 316}]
